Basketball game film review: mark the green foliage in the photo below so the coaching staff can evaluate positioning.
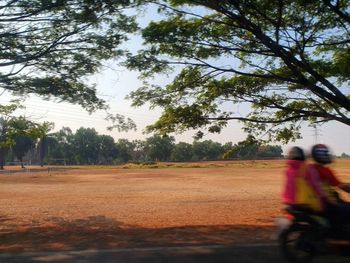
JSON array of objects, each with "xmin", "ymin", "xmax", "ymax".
[
  {"xmin": 33, "ymin": 126, "xmax": 285, "ymax": 165},
  {"xmin": 126, "ymin": 0, "xmax": 350, "ymax": 143},
  {"xmin": 171, "ymin": 142, "xmax": 193, "ymax": 162},
  {"xmin": 0, "ymin": 0, "xmax": 137, "ymax": 111},
  {"xmin": 223, "ymin": 135, "xmax": 283, "ymax": 160},
  {"xmin": 105, "ymin": 113, "xmax": 137, "ymax": 132},
  {"xmin": 0, "ymin": 101, "xmax": 41, "ymax": 148},
  {"xmin": 144, "ymin": 134, "xmax": 175, "ymax": 161},
  {"xmin": 49, "ymin": 127, "xmax": 76, "ymax": 164},
  {"xmin": 72, "ymin": 127, "xmax": 101, "ymax": 164},
  {"xmin": 192, "ymin": 140, "xmax": 222, "ymax": 161},
  {"xmin": 12, "ymin": 135, "xmax": 36, "ymax": 167},
  {"xmin": 98, "ymin": 135, "xmax": 118, "ymax": 161},
  {"xmin": 0, "ymin": 104, "xmax": 21, "ymax": 149},
  {"xmin": 115, "ymin": 138, "xmax": 135, "ymax": 163},
  {"xmin": 0, "ymin": 101, "xmax": 60, "ymax": 168},
  {"xmin": 46, "ymin": 127, "xmax": 119, "ymax": 165}
]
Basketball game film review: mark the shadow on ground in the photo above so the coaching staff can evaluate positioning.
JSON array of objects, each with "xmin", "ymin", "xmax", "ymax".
[
  {"xmin": 0, "ymin": 215, "xmax": 274, "ymax": 253},
  {"xmin": 0, "ymin": 245, "xmax": 282, "ymax": 263},
  {"xmin": 1, "ymin": 216, "xmax": 349, "ymax": 263}
]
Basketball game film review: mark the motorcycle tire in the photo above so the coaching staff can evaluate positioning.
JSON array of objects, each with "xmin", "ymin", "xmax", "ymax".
[{"xmin": 279, "ymin": 223, "xmax": 316, "ymax": 263}]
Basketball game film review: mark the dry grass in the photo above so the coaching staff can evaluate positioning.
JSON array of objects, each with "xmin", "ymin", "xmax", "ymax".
[{"xmin": 0, "ymin": 159, "xmax": 349, "ymax": 252}]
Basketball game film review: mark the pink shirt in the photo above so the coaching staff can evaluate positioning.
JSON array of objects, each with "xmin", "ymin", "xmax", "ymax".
[
  {"xmin": 282, "ymin": 160, "xmax": 328, "ymax": 210},
  {"xmin": 282, "ymin": 160, "xmax": 304, "ymax": 204}
]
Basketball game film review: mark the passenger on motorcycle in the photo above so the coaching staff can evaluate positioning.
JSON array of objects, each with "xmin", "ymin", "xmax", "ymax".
[
  {"xmin": 283, "ymin": 146, "xmax": 324, "ymax": 213},
  {"xmin": 309, "ymin": 144, "xmax": 350, "ymax": 224}
]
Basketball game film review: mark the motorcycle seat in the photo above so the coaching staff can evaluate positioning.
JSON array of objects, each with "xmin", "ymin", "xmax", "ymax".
[{"xmin": 284, "ymin": 205, "xmax": 330, "ymax": 228}]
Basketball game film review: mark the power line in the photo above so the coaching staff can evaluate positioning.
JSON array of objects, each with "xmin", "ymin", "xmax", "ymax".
[{"xmin": 0, "ymin": 99, "xmax": 159, "ymax": 124}]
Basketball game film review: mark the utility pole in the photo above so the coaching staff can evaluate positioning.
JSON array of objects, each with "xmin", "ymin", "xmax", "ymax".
[{"xmin": 313, "ymin": 125, "xmax": 322, "ymax": 144}]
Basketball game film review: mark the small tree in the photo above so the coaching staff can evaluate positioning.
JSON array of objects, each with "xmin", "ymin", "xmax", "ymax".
[
  {"xmin": 37, "ymin": 122, "xmax": 55, "ymax": 167},
  {"xmin": 0, "ymin": 101, "xmax": 25, "ymax": 169},
  {"xmin": 11, "ymin": 117, "xmax": 39, "ymax": 168}
]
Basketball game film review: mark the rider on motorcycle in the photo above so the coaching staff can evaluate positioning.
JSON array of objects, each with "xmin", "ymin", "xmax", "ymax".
[
  {"xmin": 309, "ymin": 144, "xmax": 350, "ymax": 224},
  {"xmin": 279, "ymin": 145, "xmax": 350, "ymax": 263}
]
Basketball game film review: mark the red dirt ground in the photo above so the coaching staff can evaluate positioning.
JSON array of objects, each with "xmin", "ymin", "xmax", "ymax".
[{"xmin": 0, "ymin": 160, "xmax": 349, "ymax": 252}]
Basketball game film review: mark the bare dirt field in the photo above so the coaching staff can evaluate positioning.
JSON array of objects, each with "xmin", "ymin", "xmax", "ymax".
[{"xmin": 0, "ymin": 160, "xmax": 349, "ymax": 253}]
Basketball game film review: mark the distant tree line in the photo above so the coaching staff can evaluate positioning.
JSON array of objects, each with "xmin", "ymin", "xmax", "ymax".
[
  {"xmin": 6, "ymin": 127, "xmax": 282, "ymax": 166},
  {"xmin": 340, "ymin": 153, "xmax": 350, "ymax": 158},
  {"xmin": 0, "ymin": 102, "xmax": 283, "ymax": 167}
]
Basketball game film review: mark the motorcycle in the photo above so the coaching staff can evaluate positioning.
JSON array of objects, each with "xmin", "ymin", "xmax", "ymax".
[{"xmin": 278, "ymin": 205, "xmax": 350, "ymax": 263}]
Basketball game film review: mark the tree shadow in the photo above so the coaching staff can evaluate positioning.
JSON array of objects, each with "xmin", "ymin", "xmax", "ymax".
[
  {"xmin": 1, "ymin": 217, "xmax": 349, "ymax": 263},
  {"xmin": 0, "ymin": 215, "xmax": 275, "ymax": 253}
]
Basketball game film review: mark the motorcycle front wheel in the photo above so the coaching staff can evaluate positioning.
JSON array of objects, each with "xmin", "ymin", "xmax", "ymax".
[{"xmin": 279, "ymin": 223, "xmax": 316, "ymax": 263}]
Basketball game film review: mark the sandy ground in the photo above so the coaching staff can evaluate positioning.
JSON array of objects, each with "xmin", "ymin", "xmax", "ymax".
[{"xmin": 0, "ymin": 160, "xmax": 349, "ymax": 253}]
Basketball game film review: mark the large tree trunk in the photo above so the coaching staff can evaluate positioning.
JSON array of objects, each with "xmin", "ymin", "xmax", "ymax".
[
  {"xmin": 20, "ymin": 157, "xmax": 24, "ymax": 169},
  {"xmin": 39, "ymin": 137, "xmax": 47, "ymax": 167},
  {"xmin": 0, "ymin": 148, "xmax": 5, "ymax": 170}
]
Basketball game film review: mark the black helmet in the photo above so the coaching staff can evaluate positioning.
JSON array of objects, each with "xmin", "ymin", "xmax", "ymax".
[
  {"xmin": 287, "ymin": 146, "xmax": 305, "ymax": 161},
  {"xmin": 311, "ymin": 144, "xmax": 332, "ymax": 164}
]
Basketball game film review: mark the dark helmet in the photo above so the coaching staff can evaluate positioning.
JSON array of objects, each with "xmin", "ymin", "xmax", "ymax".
[
  {"xmin": 311, "ymin": 144, "xmax": 332, "ymax": 164},
  {"xmin": 287, "ymin": 146, "xmax": 305, "ymax": 161}
]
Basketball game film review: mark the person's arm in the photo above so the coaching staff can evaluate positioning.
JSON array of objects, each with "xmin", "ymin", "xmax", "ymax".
[
  {"xmin": 339, "ymin": 183, "xmax": 350, "ymax": 193},
  {"xmin": 325, "ymin": 168, "xmax": 350, "ymax": 193}
]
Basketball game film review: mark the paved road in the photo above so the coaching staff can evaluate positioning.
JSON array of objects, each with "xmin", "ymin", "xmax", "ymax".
[{"xmin": 0, "ymin": 243, "xmax": 349, "ymax": 263}]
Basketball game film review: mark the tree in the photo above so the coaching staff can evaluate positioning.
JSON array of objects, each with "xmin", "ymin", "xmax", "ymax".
[
  {"xmin": 11, "ymin": 117, "xmax": 38, "ymax": 168},
  {"xmin": 37, "ymin": 122, "xmax": 55, "ymax": 167},
  {"xmin": 72, "ymin": 127, "xmax": 100, "ymax": 164},
  {"xmin": 0, "ymin": 0, "xmax": 137, "ymax": 111},
  {"xmin": 0, "ymin": 101, "xmax": 27, "ymax": 169},
  {"xmin": 131, "ymin": 139, "xmax": 146, "ymax": 161},
  {"xmin": 257, "ymin": 145, "xmax": 283, "ymax": 158},
  {"xmin": 144, "ymin": 135, "xmax": 175, "ymax": 161},
  {"xmin": 127, "ymin": 0, "xmax": 350, "ymax": 142},
  {"xmin": 50, "ymin": 127, "xmax": 75, "ymax": 164},
  {"xmin": 223, "ymin": 135, "xmax": 282, "ymax": 159},
  {"xmin": 341, "ymin": 152, "xmax": 350, "ymax": 158},
  {"xmin": 171, "ymin": 142, "xmax": 193, "ymax": 161},
  {"xmin": 115, "ymin": 138, "xmax": 135, "ymax": 163},
  {"xmin": 0, "ymin": 118, "xmax": 10, "ymax": 169},
  {"xmin": 43, "ymin": 136, "xmax": 61, "ymax": 164},
  {"xmin": 192, "ymin": 140, "xmax": 222, "ymax": 160},
  {"xmin": 224, "ymin": 135, "xmax": 260, "ymax": 160},
  {"xmin": 12, "ymin": 135, "xmax": 36, "ymax": 168},
  {"xmin": 97, "ymin": 134, "xmax": 118, "ymax": 164}
]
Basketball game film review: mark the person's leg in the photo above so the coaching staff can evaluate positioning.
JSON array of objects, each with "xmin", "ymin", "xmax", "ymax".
[{"xmin": 336, "ymin": 202, "xmax": 350, "ymax": 223}]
